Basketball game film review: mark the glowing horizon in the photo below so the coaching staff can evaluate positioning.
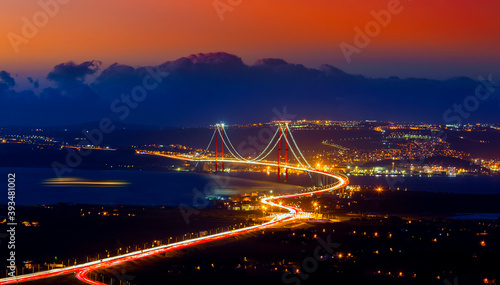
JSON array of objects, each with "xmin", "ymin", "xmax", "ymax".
[{"xmin": 1, "ymin": 0, "xmax": 499, "ymax": 79}]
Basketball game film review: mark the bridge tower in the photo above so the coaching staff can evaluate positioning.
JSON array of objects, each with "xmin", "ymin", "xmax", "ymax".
[
  {"xmin": 215, "ymin": 123, "xmax": 224, "ymax": 172},
  {"xmin": 277, "ymin": 121, "xmax": 291, "ymax": 181}
]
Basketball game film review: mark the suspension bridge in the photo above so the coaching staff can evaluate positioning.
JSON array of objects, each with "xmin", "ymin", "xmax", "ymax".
[
  {"xmin": 0, "ymin": 122, "xmax": 349, "ymax": 285},
  {"xmin": 160, "ymin": 121, "xmax": 337, "ymax": 185},
  {"xmin": 208, "ymin": 121, "xmax": 310, "ymax": 180}
]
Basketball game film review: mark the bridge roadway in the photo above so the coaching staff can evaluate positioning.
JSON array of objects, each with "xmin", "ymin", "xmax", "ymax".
[{"xmin": 0, "ymin": 154, "xmax": 349, "ymax": 285}]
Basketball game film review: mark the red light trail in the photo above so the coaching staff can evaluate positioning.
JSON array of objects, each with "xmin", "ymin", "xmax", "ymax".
[{"xmin": 0, "ymin": 125, "xmax": 348, "ymax": 284}]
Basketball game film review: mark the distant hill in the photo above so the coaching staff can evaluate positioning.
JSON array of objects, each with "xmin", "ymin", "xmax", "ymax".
[{"xmin": 2, "ymin": 52, "xmax": 497, "ymax": 127}]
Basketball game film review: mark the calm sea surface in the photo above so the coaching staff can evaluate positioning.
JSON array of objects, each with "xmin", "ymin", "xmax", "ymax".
[
  {"xmin": 348, "ymin": 174, "xmax": 500, "ymax": 194},
  {"xmin": 2, "ymin": 168, "xmax": 499, "ymax": 206},
  {"xmin": 2, "ymin": 167, "xmax": 302, "ymax": 206}
]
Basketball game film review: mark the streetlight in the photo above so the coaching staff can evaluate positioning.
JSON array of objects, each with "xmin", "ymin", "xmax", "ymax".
[{"xmin": 312, "ymin": 202, "xmax": 318, "ymax": 215}]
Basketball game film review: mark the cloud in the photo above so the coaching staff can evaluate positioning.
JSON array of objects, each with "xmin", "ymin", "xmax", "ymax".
[
  {"xmin": 0, "ymin": 53, "xmax": 496, "ymax": 127},
  {"xmin": 253, "ymin": 58, "xmax": 288, "ymax": 67},
  {"xmin": 47, "ymin": 60, "xmax": 101, "ymax": 87},
  {"xmin": 44, "ymin": 60, "xmax": 101, "ymax": 102},
  {"xmin": 91, "ymin": 63, "xmax": 142, "ymax": 97},
  {"xmin": 27, "ymin": 77, "xmax": 39, "ymax": 89},
  {"xmin": 0, "ymin": 71, "xmax": 15, "ymax": 87},
  {"xmin": 2, "ymin": 60, "xmax": 106, "ymax": 125},
  {"xmin": 186, "ymin": 52, "xmax": 244, "ymax": 65}
]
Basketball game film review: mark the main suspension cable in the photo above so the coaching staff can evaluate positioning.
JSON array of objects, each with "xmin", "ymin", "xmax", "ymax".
[
  {"xmin": 281, "ymin": 128, "xmax": 307, "ymax": 168},
  {"xmin": 250, "ymin": 127, "xmax": 281, "ymax": 161},
  {"xmin": 196, "ymin": 128, "xmax": 217, "ymax": 167},
  {"xmin": 286, "ymin": 124, "xmax": 311, "ymax": 168},
  {"xmin": 254, "ymin": 132, "xmax": 282, "ymax": 162},
  {"xmin": 221, "ymin": 125, "xmax": 281, "ymax": 162},
  {"xmin": 217, "ymin": 128, "xmax": 245, "ymax": 161}
]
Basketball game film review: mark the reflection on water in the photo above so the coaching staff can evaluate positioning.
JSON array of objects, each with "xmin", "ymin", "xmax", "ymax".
[
  {"xmin": 6, "ymin": 167, "xmax": 303, "ymax": 206},
  {"xmin": 7, "ymin": 167, "xmax": 499, "ymax": 206},
  {"xmin": 41, "ymin": 177, "xmax": 129, "ymax": 187}
]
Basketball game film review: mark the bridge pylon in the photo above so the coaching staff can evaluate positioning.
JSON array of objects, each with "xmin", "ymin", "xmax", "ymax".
[
  {"xmin": 277, "ymin": 121, "xmax": 291, "ymax": 181},
  {"xmin": 214, "ymin": 123, "xmax": 224, "ymax": 172}
]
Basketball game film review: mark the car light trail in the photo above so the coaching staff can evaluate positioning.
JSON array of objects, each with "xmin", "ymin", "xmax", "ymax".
[{"xmin": 0, "ymin": 155, "xmax": 348, "ymax": 285}]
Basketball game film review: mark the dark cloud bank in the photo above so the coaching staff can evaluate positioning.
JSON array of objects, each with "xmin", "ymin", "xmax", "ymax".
[{"xmin": 0, "ymin": 52, "xmax": 498, "ymax": 127}]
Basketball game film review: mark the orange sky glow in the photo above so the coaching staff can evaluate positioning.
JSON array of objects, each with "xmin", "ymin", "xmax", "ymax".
[{"xmin": 1, "ymin": 0, "xmax": 499, "ymax": 78}]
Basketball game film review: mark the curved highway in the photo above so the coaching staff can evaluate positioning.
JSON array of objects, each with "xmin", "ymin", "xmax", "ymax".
[{"xmin": 0, "ymin": 154, "xmax": 348, "ymax": 285}]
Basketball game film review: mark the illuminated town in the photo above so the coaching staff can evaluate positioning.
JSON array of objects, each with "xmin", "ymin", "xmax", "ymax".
[
  {"xmin": 0, "ymin": 118, "xmax": 499, "ymax": 284},
  {"xmin": 2, "ymin": 1, "xmax": 500, "ymax": 284},
  {"xmin": 2, "ymin": 121, "xmax": 498, "ymax": 176}
]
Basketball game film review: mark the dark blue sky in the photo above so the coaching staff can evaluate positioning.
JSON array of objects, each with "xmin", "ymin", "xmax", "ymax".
[{"xmin": 1, "ymin": 53, "xmax": 499, "ymax": 127}]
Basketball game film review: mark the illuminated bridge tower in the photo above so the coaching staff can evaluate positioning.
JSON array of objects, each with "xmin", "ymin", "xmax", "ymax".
[
  {"xmin": 205, "ymin": 121, "xmax": 310, "ymax": 178},
  {"xmin": 215, "ymin": 123, "xmax": 224, "ymax": 172},
  {"xmin": 277, "ymin": 121, "xmax": 291, "ymax": 181}
]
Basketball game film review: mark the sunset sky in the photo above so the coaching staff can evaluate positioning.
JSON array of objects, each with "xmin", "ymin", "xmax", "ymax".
[{"xmin": 1, "ymin": 0, "xmax": 499, "ymax": 79}]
